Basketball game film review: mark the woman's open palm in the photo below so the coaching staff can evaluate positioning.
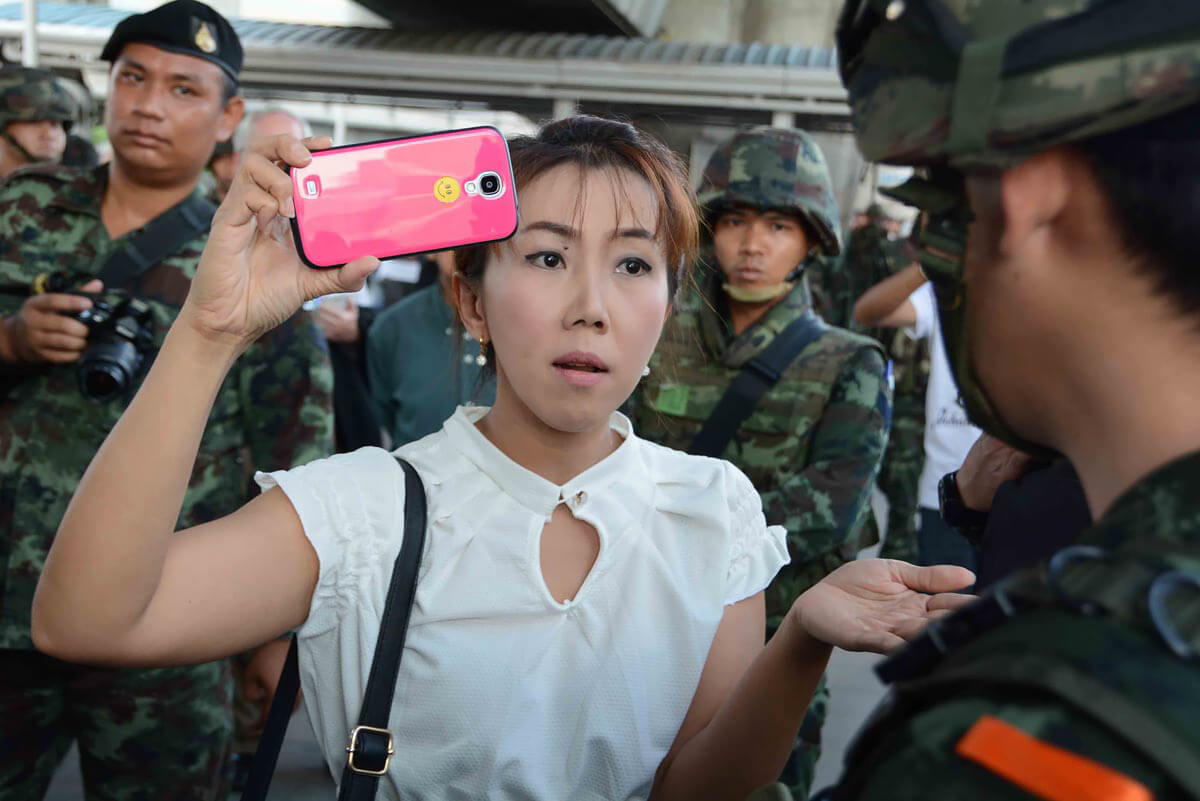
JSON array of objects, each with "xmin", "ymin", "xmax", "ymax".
[
  {"xmin": 793, "ymin": 559, "xmax": 976, "ymax": 654},
  {"xmin": 182, "ymin": 134, "xmax": 379, "ymax": 346}
]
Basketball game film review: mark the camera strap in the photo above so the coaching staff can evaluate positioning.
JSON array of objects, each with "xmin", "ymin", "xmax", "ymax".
[
  {"xmin": 97, "ymin": 193, "xmax": 217, "ymax": 290},
  {"xmin": 240, "ymin": 455, "xmax": 428, "ymax": 801}
]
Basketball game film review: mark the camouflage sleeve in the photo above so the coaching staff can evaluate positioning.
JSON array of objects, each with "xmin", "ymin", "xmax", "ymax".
[
  {"xmin": 763, "ymin": 345, "xmax": 890, "ymax": 561},
  {"xmin": 0, "ymin": 178, "xmax": 41, "ymax": 317},
  {"xmin": 845, "ymin": 695, "xmax": 1172, "ymax": 800},
  {"xmin": 236, "ymin": 309, "xmax": 335, "ymax": 479}
]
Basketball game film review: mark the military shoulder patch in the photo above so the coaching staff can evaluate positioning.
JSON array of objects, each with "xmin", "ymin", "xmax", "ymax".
[
  {"xmin": 650, "ymin": 384, "xmax": 690, "ymax": 417},
  {"xmin": 955, "ymin": 716, "xmax": 1152, "ymax": 801}
]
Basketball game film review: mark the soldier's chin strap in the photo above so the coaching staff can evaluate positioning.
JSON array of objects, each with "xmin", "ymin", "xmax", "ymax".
[
  {"xmin": 723, "ymin": 282, "xmax": 793, "ymax": 304},
  {"xmin": 721, "ymin": 254, "xmax": 815, "ymax": 305},
  {"xmin": 1, "ymin": 128, "xmax": 37, "ymax": 166}
]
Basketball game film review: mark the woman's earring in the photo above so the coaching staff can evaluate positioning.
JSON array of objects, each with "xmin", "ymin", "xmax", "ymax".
[
  {"xmin": 642, "ymin": 365, "xmax": 651, "ymax": 378},
  {"xmin": 476, "ymin": 337, "xmax": 488, "ymax": 368}
]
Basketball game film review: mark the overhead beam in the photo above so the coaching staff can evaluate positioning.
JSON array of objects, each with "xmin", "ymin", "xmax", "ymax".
[{"xmin": 0, "ymin": 13, "xmax": 848, "ymax": 118}]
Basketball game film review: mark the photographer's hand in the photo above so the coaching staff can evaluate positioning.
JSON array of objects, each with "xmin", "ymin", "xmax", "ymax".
[
  {"xmin": 0, "ymin": 279, "xmax": 103, "ymax": 364},
  {"xmin": 179, "ymin": 134, "xmax": 379, "ymax": 350}
]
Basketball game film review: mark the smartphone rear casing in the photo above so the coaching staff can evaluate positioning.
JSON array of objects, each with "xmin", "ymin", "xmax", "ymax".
[{"xmin": 289, "ymin": 126, "xmax": 519, "ymax": 268}]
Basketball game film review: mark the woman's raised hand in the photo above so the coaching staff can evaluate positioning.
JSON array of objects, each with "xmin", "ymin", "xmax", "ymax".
[
  {"xmin": 790, "ymin": 559, "xmax": 976, "ymax": 655},
  {"xmin": 180, "ymin": 134, "xmax": 380, "ymax": 348}
]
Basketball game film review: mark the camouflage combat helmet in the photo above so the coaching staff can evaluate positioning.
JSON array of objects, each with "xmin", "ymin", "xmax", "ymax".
[
  {"xmin": 697, "ymin": 128, "xmax": 842, "ymax": 256},
  {"xmin": 0, "ymin": 66, "xmax": 75, "ymax": 130},
  {"xmin": 836, "ymin": 0, "xmax": 1200, "ymax": 169},
  {"xmin": 836, "ymin": 0, "xmax": 1200, "ymax": 456}
]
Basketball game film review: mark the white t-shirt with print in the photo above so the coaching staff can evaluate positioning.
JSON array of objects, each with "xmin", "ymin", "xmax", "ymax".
[
  {"xmin": 908, "ymin": 283, "xmax": 983, "ymax": 509},
  {"xmin": 255, "ymin": 405, "xmax": 789, "ymax": 801}
]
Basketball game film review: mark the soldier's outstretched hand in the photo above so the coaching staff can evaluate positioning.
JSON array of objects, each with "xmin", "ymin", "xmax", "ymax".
[
  {"xmin": 181, "ymin": 134, "xmax": 379, "ymax": 347},
  {"xmin": 790, "ymin": 559, "xmax": 976, "ymax": 654}
]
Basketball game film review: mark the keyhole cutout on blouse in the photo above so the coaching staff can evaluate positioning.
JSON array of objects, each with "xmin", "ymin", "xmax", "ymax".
[{"xmin": 539, "ymin": 498, "xmax": 601, "ymax": 604}]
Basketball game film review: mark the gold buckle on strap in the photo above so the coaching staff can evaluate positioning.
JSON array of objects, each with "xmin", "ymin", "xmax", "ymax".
[{"xmin": 345, "ymin": 724, "xmax": 394, "ymax": 776}]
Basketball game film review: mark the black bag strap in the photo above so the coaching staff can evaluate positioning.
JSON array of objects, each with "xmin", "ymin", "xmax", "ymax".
[
  {"xmin": 98, "ymin": 193, "xmax": 216, "ymax": 289},
  {"xmin": 241, "ymin": 455, "xmax": 428, "ymax": 801},
  {"xmin": 689, "ymin": 314, "xmax": 826, "ymax": 458}
]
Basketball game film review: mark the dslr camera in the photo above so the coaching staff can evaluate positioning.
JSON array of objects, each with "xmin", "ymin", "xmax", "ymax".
[{"xmin": 70, "ymin": 289, "xmax": 156, "ymax": 404}]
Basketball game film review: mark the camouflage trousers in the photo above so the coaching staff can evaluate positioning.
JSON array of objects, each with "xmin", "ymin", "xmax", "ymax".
[
  {"xmin": 0, "ymin": 649, "xmax": 233, "ymax": 801},
  {"xmin": 876, "ymin": 412, "xmax": 924, "ymax": 563}
]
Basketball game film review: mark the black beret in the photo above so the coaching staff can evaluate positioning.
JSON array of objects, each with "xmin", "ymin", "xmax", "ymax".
[{"xmin": 100, "ymin": 0, "xmax": 243, "ymax": 84}]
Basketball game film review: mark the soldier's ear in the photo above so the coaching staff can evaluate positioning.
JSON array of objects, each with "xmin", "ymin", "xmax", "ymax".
[
  {"xmin": 997, "ymin": 149, "xmax": 1070, "ymax": 261},
  {"xmin": 215, "ymin": 95, "xmax": 244, "ymax": 145}
]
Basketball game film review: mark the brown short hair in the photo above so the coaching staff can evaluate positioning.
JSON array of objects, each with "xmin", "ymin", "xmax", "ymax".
[{"xmin": 456, "ymin": 115, "xmax": 700, "ymax": 302}]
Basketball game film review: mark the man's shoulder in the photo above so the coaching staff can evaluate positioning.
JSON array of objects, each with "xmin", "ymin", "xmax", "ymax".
[
  {"xmin": 0, "ymin": 164, "xmax": 92, "ymax": 205},
  {"xmin": 796, "ymin": 323, "xmax": 885, "ymax": 373}
]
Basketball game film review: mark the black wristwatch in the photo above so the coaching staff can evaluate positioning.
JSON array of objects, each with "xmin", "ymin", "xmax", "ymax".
[{"xmin": 937, "ymin": 470, "xmax": 990, "ymax": 544}]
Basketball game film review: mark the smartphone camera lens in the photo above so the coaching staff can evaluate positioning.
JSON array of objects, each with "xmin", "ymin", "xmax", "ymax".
[{"xmin": 479, "ymin": 173, "xmax": 502, "ymax": 197}]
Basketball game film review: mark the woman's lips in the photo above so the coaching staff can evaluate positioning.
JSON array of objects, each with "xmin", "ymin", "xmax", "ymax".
[
  {"xmin": 554, "ymin": 365, "xmax": 607, "ymax": 387},
  {"xmin": 552, "ymin": 352, "xmax": 610, "ymax": 387}
]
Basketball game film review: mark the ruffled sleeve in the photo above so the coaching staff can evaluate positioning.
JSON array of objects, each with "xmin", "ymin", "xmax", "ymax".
[
  {"xmin": 254, "ymin": 447, "xmax": 406, "ymax": 638},
  {"xmin": 722, "ymin": 461, "xmax": 790, "ymax": 606}
]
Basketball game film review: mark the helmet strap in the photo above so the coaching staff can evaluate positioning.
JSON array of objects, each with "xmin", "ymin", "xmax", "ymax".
[
  {"xmin": 722, "ymin": 253, "xmax": 815, "ymax": 305},
  {"xmin": 1, "ymin": 127, "xmax": 38, "ymax": 166},
  {"xmin": 946, "ymin": 36, "xmax": 1009, "ymax": 157},
  {"xmin": 723, "ymin": 282, "xmax": 793, "ymax": 304}
]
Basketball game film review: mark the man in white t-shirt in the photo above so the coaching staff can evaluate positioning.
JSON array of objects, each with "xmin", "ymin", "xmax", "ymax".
[{"xmin": 854, "ymin": 263, "xmax": 982, "ymax": 569}]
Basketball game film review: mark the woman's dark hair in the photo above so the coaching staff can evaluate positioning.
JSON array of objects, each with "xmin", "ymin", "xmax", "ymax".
[
  {"xmin": 455, "ymin": 115, "xmax": 701, "ymax": 371},
  {"xmin": 1076, "ymin": 101, "xmax": 1200, "ymax": 316}
]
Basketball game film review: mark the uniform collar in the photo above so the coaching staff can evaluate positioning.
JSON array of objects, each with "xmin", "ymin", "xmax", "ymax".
[
  {"xmin": 443, "ymin": 405, "xmax": 643, "ymax": 519},
  {"xmin": 1082, "ymin": 449, "xmax": 1200, "ymax": 552},
  {"xmin": 45, "ymin": 164, "xmax": 108, "ymax": 216},
  {"xmin": 46, "ymin": 165, "xmax": 209, "ymax": 227},
  {"xmin": 698, "ymin": 270, "xmax": 818, "ymax": 368}
]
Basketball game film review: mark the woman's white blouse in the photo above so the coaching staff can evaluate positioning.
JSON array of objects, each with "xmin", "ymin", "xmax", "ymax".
[{"xmin": 255, "ymin": 406, "xmax": 789, "ymax": 801}]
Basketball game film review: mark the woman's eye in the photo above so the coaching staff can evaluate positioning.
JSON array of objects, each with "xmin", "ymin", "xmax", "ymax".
[
  {"xmin": 618, "ymin": 258, "xmax": 653, "ymax": 277},
  {"xmin": 525, "ymin": 252, "xmax": 563, "ymax": 269},
  {"xmin": 174, "ymin": 85, "xmax": 194, "ymax": 96}
]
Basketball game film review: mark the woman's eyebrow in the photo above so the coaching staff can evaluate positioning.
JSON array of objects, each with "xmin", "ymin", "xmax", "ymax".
[
  {"xmin": 521, "ymin": 221, "xmax": 576, "ymax": 238},
  {"xmin": 611, "ymin": 227, "xmax": 655, "ymax": 241}
]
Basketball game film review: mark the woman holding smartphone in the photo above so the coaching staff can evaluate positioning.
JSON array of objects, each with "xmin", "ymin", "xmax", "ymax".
[{"xmin": 32, "ymin": 116, "xmax": 972, "ymax": 800}]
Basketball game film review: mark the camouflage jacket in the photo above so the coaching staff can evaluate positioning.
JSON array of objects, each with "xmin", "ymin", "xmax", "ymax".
[
  {"xmin": 633, "ymin": 269, "xmax": 891, "ymax": 622},
  {"xmin": 838, "ymin": 450, "xmax": 1200, "ymax": 800},
  {"xmin": 809, "ymin": 223, "xmax": 915, "ymax": 338},
  {"xmin": 0, "ymin": 164, "xmax": 334, "ymax": 649}
]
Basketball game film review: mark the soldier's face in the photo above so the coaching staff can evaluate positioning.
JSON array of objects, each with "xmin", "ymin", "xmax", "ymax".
[
  {"xmin": 4, "ymin": 120, "xmax": 66, "ymax": 163},
  {"xmin": 457, "ymin": 164, "xmax": 671, "ymax": 434},
  {"xmin": 105, "ymin": 44, "xmax": 243, "ymax": 183},
  {"xmin": 712, "ymin": 208, "xmax": 810, "ymax": 290}
]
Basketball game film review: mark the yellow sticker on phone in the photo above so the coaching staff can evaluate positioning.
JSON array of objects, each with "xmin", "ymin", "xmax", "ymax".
[{"xmin": 434, "ymin": 176, "xmax": 461, "ymax": 204}]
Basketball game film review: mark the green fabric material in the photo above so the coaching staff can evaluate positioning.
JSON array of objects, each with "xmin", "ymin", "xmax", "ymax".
[
  {"xmin": 634, "ymin": 270, "xmax": 891, "ymax": 624},
  {"xmin": 366, "ymin": 282, "xmax": 496, "ymax": 447},
  {"xmin": 945, "ymin": 37, "xmax": 1010, "ymax": 157},
  {"xmin": 834, "ymin": 449, "xmax": 1200, "ymax": 800},
  {"xmin": 0, "ymin": 163, "xmax": 334, "ymax": 650}
]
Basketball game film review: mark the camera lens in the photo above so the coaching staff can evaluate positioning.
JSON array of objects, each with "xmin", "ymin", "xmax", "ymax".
[{"xmin": 479, "ymin": 174, "xmax": 501, "ymax": 196}]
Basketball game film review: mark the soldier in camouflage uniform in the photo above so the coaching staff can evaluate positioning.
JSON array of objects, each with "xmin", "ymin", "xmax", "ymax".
[
  {"xmin": 809, "ymin": 209, "xmax": 927, "ymax": 563},
  {"xmin": 0, "ymin": 66, "xmax": 75, "ymax": 179},
  {"xmin": 633, "ymin": 128, "xmax": 891, "ymax": 800},
  {"xmin": 820, "ymin": 0, "xmax": 1200, "ymax": 797},
  {"xmin": 0, "ymin": 2, "xmax": 334, "ymax": 798}
]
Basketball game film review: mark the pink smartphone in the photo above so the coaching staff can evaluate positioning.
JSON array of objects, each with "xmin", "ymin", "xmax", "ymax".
[{"xmin": 289, "ymin": 126, "xmax": 519, "ymax": 268}]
